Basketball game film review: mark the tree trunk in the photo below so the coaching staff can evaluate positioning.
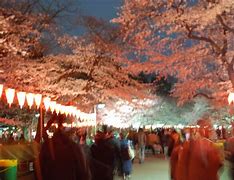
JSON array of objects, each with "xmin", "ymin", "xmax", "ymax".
[{"xmin": 227, "ymin": 58, "xmax": 234, "ymax": 87}]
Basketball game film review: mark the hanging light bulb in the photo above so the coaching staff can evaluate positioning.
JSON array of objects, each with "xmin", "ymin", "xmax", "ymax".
[
  {"xmin": 26, "ymin": 93, "xmax": 34, "ymax": 109},
  {"xmin": 49, "ymin": 101, "xmax": 56, "ymax": 113},
  {"xmin": 34, "ymin": 94, "xmax": 42, "ymax": 109},
  {"xmin": 17, "ymin": 92, "xmax": 26, "ymax": 109},
  {"xmin": 0, "ymin": 84, "xmax": 3, "ymax": 98},
  {"xmin": 5, "ymin": 88, "xmax": 15, "ymax": 107},
  {"xmin": 43, "ymin": 97, "xmax": 51, "ymax": 111}
]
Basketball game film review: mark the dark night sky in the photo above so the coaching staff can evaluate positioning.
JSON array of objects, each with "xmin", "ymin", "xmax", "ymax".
[
  {"xmin": 60, "ymin": 0, "xmax": 122, "ymax": 35},
  {"xmin": 80, "ymin": 0, "xmax": 122, "ymax": 20}
]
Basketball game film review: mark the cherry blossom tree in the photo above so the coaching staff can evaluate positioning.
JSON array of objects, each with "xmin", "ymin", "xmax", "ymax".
[
  {"xmin": 113, "ymin": 0, "xmax": 234, "ymax": 106},
  {"xmin": 0, "ymin": 7, "xmax": 43, "ymax": 59},
  {"xmin": 0, "ymin": 7, "xmax": 148, "ymax": 113}
]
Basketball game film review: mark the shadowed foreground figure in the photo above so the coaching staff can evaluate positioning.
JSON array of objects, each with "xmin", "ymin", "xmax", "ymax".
[
  {"xmin": 172, "ymin": 119, "xmax": 223, "ymax": 180},
  {"xmin": 91, "ymin": 126, "xmax": 121, "ymax": 180},
  {"xmin": 40, "ymin": 114, "xmax": 91, "ymax": 180},
  {"xmin": 225, "ymin": 135, "xmax": 234, "ymax": 180}
]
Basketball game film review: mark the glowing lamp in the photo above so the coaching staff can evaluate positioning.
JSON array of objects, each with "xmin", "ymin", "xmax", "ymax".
[
  {"xmin": 26, "ymin": 93, "xmax": 34, "ymax": 109},
  {"xmin": 5, "ymin": 88, "xmax": 15, "ymax": 107},
  {"xmin": 34, "ymin": 94, "xmax": 42, "ymax": 109},
  {"xmin": 228, "ymin": 92, "xmax": 234, "ymax": 104},
  {"xmin": 0, "ymin": 84, "xmax": 3, "ymax": 98},
  {"xmin": 43, "ymin": 97, "xmax": 51, "ymax": 111},
  {"xmin": 17, "ymin": 92, "xmax": 26, "ymax": 109},
  {"xmin": 49, "ymin": 101, "xmax": 56, "ymax": 113}
]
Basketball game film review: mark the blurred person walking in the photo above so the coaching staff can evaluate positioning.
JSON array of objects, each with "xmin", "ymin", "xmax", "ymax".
[
  {"xmin": 175, "ymin": 119, "xmax": 223, "ymax": 180},
  {"xmin": 225, "ymin": 133, "xmax": 234, "ymax": 179},
  {"xmin": 137, "ymin": 128, "xmax": 146, "ymax": 164},
  {"xmin": 120, "ymin": 131, "xmax": 133, "ymax": 180},
  {"xmin": 90, "ymin": 125, "xmax": 121, "ymax": 179},
  {"xmin": 40, "ymin": 114, "xmax": 91, "ymax": 180}
]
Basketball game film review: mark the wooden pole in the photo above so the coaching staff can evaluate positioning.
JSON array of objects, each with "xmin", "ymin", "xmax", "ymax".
[
  {"xmin": 94, "ymin": 105, "xmax": 97, "ymax": 135},
  {"xmin": 40, "ymin": 105, "xmax": 43, "ymax": 142}
]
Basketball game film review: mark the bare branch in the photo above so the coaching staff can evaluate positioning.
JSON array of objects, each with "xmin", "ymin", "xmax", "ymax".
[
  {"xmin": 217, "ymin": 15, "xmax": 234, "ymax": 34},
  {"xmin": 185, "ymin": 24, "xmax": 221, "ymax": 52}
]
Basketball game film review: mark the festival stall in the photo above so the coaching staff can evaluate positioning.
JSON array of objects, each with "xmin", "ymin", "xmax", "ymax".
[{"xmin": 0, "ymin": 84, "xmax": 97, "ymax": 179}]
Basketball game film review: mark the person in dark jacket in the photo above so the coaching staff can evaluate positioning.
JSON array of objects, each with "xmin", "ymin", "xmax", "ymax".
[
  {"xmin": 40, "ymin": 114, "xmax": 91, "ymax": 180},
  {"xmin": 120, "ymin": 132, "xmax": 132, "ymax": 180},
  {"xmin": 91, "ymin": 127, "xmax": 121, "ymax": 180}
]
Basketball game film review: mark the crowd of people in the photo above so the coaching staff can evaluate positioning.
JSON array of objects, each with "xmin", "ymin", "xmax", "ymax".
[
  {"xmin": 39, "ymin": 116, "xmax": 136, "ymax": 180},
  {"xmin": 2, "ymin": 113, "xmax": 234, "ymax": 180}
]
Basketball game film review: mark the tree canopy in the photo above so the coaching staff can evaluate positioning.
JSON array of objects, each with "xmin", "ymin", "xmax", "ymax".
[
  {"xmin": 0, "ymin": 5, "xmax": 147, "ymax": 113},
  {"xmin": 113, "ymin": 0, "xmax": 234, "ymax": 106}
]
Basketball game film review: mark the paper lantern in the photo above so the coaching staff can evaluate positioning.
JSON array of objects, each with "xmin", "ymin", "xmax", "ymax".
[
  {"xmin": 59, "ymin": 105, "xmax": 66, "ymax": 114},
  {"xmin": 49, "ymin": 101, "xmax": 56, "ymax": 113},
  {"xmin": 64, "ymin": 106, "xmax": 69, "ymax": 116},
  {"xmin": 66, "ymin": 106, "xmax": 72, "ymax": 116},
  {"xmin": 17, "ymin": 92, "xmax": 26, "ymax": 109},
  {"xmin": 34, "ymin": 94, "xmax": 42, "ymax": 109},
  {"xmin": 228, "ymin": 92, "xmax": 234, "ymax": 104},
  {"xmin": 26, "ymin": 93, "xmax": 34, "ymax": 109},
  {"xmin": 0, "ymin": 84, "xmax": 3, "ymax": 98},
  {"xmin": 43, "ymin": 97, "xmax": 51, "ymax": 111},
  {"xmin": 5, "ymin": 88, "xmax": 15, "ymax": 107},
  {"xmin": 75, "ymin": 110, "xmax": 80, "ymax": 119},
  {"xmin": 55, "ymin": 104, "xmax": 61, "ymax": 114},
  {"xmin": 71, "ymin": 106, "xmax": 77, "ymax": 117}
]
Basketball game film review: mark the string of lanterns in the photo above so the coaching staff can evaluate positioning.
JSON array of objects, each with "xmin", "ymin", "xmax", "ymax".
[{"xmin": 0, "ymin": 84, "xmax": 96, "ymax": 123}]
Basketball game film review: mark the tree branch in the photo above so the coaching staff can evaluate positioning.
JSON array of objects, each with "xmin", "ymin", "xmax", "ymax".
[
  {"xmin": 185, "ymin": 24, "xmax": 221, "ymax": 52},
  {"xmin": 171, "ymin": 0, "xmax": 184, "ymax": 15},
  {"xmin": 217, "ymin": 15, "xmax": 234, "ymax": 34}
]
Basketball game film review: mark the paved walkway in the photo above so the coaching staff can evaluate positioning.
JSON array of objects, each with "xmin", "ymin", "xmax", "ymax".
[{"xmin": 118, "ymin": 155, "xmax": 232, "ymax": 180}]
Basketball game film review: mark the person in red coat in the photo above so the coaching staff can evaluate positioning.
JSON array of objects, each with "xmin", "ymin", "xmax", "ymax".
[{"xmin": 175, "ymin": 119, "xmax": 223, "ymax": 180}]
